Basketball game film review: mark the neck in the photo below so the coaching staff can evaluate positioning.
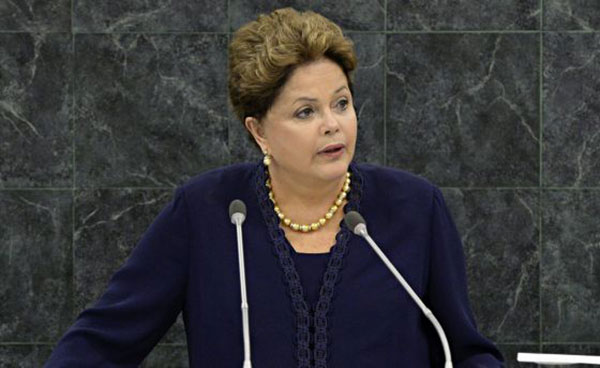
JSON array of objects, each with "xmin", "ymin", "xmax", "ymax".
[{"xmin": 267, "ymin": 164, "xmax": 348, "ymax": 224}]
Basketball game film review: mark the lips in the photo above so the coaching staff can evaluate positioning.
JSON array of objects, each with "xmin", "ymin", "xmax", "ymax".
[{"xmin": 318, "ymin": 143, "xmax": 345, "ymax": 154}]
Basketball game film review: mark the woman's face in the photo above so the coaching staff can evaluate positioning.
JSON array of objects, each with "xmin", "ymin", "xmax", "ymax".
[{"xmin": 247, "ymin": 57, "xmax": 357, "ymax": 184}]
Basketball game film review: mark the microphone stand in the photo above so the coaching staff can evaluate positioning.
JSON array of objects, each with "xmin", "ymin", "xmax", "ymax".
[
  {"xmin": 230, "ymin": 201, "xmax": 252, "ymax": 368},
  {"xmin": 351, "ymin": 218, "xmax": 453, "ymax": 368}
]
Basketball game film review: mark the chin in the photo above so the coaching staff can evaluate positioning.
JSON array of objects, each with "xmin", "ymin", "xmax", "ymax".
[{"xmin": 315, "ymin": 157, "xmax": 352, "ymax": 181}]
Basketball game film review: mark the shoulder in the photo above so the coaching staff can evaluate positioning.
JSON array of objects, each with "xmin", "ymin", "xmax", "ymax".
[
  {"xmin": 353, "ymin": 163, "xmax": 440, "ymax": 206},
  {"xmin": 181, "ymin": 161, "xmax": 257, "ymax": 189},
  {"xmin": 354, "ymin": 163, "xmax": 434, "ymax": 189},
  {"xmin": 177, "ymin": 161, "xmax": 259, "ymax": 206}
]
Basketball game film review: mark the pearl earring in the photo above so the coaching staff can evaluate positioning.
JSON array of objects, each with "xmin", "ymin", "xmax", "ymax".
[{"xmin": 263, "ymin": 151, "xmax": 271, "ymax": 166}]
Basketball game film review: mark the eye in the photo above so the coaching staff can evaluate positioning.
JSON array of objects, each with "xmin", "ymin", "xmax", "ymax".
[
  {"xmin": 337, "ymin": 98, "xmax": 349, "ymax": 110},
  {"xmin": 296, "ymin": 107, "xmax": 314, "ymax": 119}
]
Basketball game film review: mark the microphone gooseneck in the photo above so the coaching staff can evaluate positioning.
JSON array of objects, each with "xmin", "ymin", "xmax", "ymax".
[
  {"xmin": 229, "ymin": 199, "xmax": 252, "ymax": 368},
  {"xmin": 344, "ymin": 211, "xmax": 453, "ymax": 368}
]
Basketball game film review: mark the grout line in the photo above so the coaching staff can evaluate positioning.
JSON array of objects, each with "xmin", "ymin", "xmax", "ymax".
[
  {"xmin": 0, "ymin": 31, "xmax": 73, "ymax": 34},
  {"xmin": 439, "ymin": 186, "xmax": 541, "ymax": 190},
  {"xmin": 324, "ymin": 29, "xmax": 597, "ymax": 34},
  {"xmin": 226, "ymin": 0, "xmax": 233, "ymax": 165},
  {"xmin": 0, "ymin": 342, "xmax": 57, "ymax": 346},
  {"xmin": 0, "ymin": 187, "xmax": 177, "ymax": 191},
  {"xmin": 52, "ymin": 31, "xmax": 232, "ymax": 35},
  {"xmin": 0, "ymin": 30, "xmax": 236, "ymax": 34},
  {"xmin": 70, "ymin": 0, "xmax": 73, "ymax": 33},
  {"xmin": 226, "ymin": 34, "xmax": 232, "ymax": 166},
  {"xmin": 227, "ymin": 0, "xmax": 231, "ymax": 34},
  {"xmin": 227, "ymin": 12, "xmax": 233, "ymax": 161},
  {"xmin": 0, "ymin": 188, "xmax": 75, "ymax": 191},
  {"xmin": 386, "ymin": 30, "xmax": 541, "ymax": 34},
  {"xmin": 536, "ymin": 187, "xmax": 600, "ymax": 190},
  {"xmin": 538, "ymin": 185, "xmax": 544, "ymax": 351},
  {"xmin": 380, "ymin": 29, "xmax": 599, "ymax": 34},
  {"xmin": 539, "ymin": 0, "xmax": 544, "ymax": 352},
  {"xmin": 70, "ymin": 0, "xmax": 76, "ymax": 329},
  {"xmin": 439, "ymin": 187, "xmax": 600, "ymax": 190},
  {"xmin": 539, "ymin": 4, "xmax": 544, "ymax": 190},
  {"xmin": 383, "ymin": 0, "xmax": 387, "ymax": 166},
  {"xmin": 4, "ymin": 186, "xmax": 600, "ymax": 191},
  {"xmin": 541, "ymin": 29, "xmax": 600, "ymax": 33},
  {"xmin": 541, "ymin": 342, "xmax": 600, "ymax": 345},
  {"xmin": 1, "ymin": 30, "xmax": 600, "ymax": 36}
]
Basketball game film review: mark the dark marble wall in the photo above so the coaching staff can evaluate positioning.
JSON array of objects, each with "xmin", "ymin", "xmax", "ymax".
[{"xmin": 1, "ymin": 1, "xmax": 599, "ymax": 367}]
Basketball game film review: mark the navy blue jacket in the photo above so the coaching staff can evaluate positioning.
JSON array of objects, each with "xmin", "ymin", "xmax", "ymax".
[{"xmin": 45, "ymin": 161, "xmax": 504, "ymax": 367}]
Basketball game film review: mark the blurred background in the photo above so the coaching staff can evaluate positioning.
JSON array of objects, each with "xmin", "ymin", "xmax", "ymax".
[{"xmin": 1, "ymin": 0, "xmax": 599, "ymax": 367}]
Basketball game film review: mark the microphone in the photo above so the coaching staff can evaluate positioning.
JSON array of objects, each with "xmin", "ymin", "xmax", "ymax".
[
  {"xmin": 229, "ymin": 199, "xmax": 247, "ymax": 225},
  {"xmin": 344, "ymin": 211, "xmax": 453, "ymax": 368},
  {"xmin": 229, "ymin": 199, "xmax": 252, "ymax": 368}
]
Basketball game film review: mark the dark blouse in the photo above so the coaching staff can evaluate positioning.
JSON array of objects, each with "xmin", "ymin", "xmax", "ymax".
[
  {"xmin": 45, "ymin": 161, "xmax": 505, "ymax": 367},
  {"xmin": 294, "ymin": 252, "xmax": 331, "ymax": 308},
  {"xmin": 294, "ymin": 251, "xmax": 331, "ymax": 358}
]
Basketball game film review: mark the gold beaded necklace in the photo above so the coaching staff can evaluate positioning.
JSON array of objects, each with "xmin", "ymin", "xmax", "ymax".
[{"xmin": 266, "ymin": 171, "xmax": 351, "ymax": 232}]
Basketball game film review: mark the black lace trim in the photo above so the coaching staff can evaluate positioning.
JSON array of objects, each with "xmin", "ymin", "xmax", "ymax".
[{"xmin": 253, "ymin": 162, "xmax": 363, "ymax": 368}]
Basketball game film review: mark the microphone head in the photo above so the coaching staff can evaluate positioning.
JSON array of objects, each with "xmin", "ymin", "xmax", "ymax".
[
  {"xmin": 229, "ymin": 199, "xmax": 247, "ymax": 220},
  {"xmin": 344, "ymin": 211, "xmax": 366, "ymax": 234}
]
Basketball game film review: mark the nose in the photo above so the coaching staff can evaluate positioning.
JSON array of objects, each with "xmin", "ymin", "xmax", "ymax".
[{"xmin": 321, "ymin": 110, "xmax": 341, "ymax": 136}]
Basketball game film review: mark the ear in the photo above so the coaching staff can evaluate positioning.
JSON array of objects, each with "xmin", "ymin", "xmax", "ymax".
[{"xmin": 244, "ymin": 116, "xmax": 269, "ymax": 152}]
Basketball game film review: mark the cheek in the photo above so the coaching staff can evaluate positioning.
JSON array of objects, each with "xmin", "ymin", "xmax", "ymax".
[
  {"xmin": 345, "ymin": 115, "xmax": 358, "ymax": 141},
  {"xmin": 273, "ymin": 126, "xmax": 317, "ymax": 158}
]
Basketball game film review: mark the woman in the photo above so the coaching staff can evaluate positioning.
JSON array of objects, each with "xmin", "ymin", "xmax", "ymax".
[{"xmin": 46, "ymin": 8, "xmax": 504, "ymax": 367}]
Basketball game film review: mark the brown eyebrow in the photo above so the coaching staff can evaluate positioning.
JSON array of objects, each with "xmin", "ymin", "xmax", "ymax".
[{"xmin": 293, "ymin": 85, "xmax": 349, "ymax": 104}]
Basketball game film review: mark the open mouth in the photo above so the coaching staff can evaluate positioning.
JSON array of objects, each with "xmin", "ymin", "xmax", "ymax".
[
  {"xmin": 319, "ymin": 144, "xmax": 345, "ymax": 154},
  {"xmin": 321, "ymin": 146, "xmax": 343, "ymax": 154}
]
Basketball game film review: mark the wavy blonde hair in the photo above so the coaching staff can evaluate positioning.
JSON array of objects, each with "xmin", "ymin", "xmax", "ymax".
[{"xmin": 228, "ymin": 8, "xmax": 358, "ymax": 136}]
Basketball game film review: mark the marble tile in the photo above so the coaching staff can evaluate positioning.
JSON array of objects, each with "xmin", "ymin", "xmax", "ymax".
[
  {"xmin": 74, "ymin": 34, "xmax": 230, "ymax": 188},
  {"xmin": 230, "ymin": 0, "xmax": 384, "ymax": 32},
  {"xmin": 73, "ymin": 189, "xmax": 186, "ymax": 343},
  {"xmin": 227, "ymin": 117, "xmax": 262, "ymax": 165},
  {"xmin": 543, "ymin": 33, "xmax": 600, "ymax": 187},
  {"xmin": 73, "ymin": 0, "xmax": 227, "ymax": 32},
  {"xmin": 542, "ymin": 190, "xmax": 600, "ymax": 342},
  {"xmin": 0, "ymin": 191, "xmax": 72, "ymax": 342},
  {"xmin": 227, "ymin": 37, "xmax": 260, "ymax": 164},
  {"xmin": 498, "ymin": 344, "xmax": 541, "ymax": 368},
  {"xmin": 544, "ymin": 0, "xmax": 600, "ymax": 30},
  {"xmin": 442, "ymin": 189, "xmax": 540, "ymax": 342},
  {"xmin": 0, "ymin": 344, "xmax": 53, "ymax": 367},
  {"xmin": 387, "ymin": 0, "xmax": 539, "ymax": 31},
  {"xmin": 142, "ymin": 344, "xmax": 188, "ymax": 367},
  {"xmin": 386, "ymin": 34, "xmax": 539, "ymax": 187},
  {"xmin": 347, "ymin": 33, "xmax": 384, "ymax": 165},
  {"xmin": 228, "ymin": 33, "xmax": 385, "ymax": 165},
  {"xmin": 0, "ymin": 0, "xmax": 70, "ymax": 32},
  {"xmin": 0, "ymin": 33, "xmax": 73, "ymax": 188}
]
